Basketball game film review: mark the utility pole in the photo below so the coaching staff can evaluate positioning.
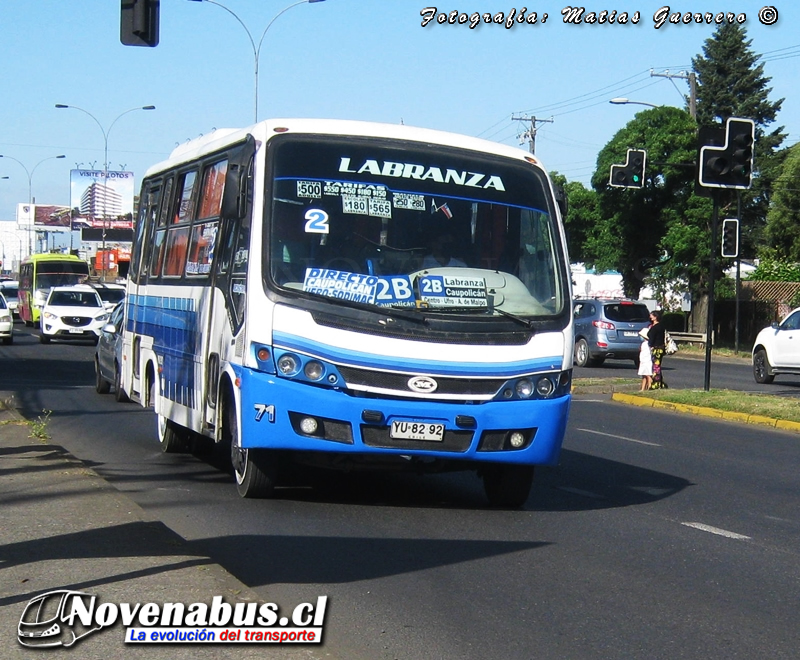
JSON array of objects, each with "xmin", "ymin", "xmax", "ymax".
[
  {"xmin": 650, "ymin": 69, "xmax": 697, "ymax": 119},
  {"xmin": 511, "ymin": 114, "xmax": 553, "ymax": 154}
]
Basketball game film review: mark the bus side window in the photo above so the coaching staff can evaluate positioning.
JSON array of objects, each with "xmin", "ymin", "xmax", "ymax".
[
  {"xmin": 132, "ymin": 181, "xmax": 160, "ymax": 283},
  {"xmin": 161, "ymin": 170, "xmax": 198, "ymax": 278},
  {"xmin": 186, "ymin": 160, "xmax": 227, "ymax": 278}
]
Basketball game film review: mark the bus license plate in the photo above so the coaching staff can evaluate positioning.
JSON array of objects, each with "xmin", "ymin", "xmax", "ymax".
[{"xmin": 390, "ymin": 421, "xmax": 445, "ymax": 441}]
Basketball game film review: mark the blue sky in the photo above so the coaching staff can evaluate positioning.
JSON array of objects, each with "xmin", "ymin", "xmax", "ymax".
[{"xmin": 1, "ymin": 1, "xmax": 798, "ymax": 224}]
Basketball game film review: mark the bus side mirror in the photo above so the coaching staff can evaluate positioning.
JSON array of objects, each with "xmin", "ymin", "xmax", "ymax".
[
  {"xmin": 554, "ymin": 184, "xmax": 568, "ymax": 219},
  {"xmin": 221, "ymin": 135, "xmax": 256, "ymax": 220},
  {"xmin": 222, "ymin": 163, "xmax": 249, "ymax": 220}
]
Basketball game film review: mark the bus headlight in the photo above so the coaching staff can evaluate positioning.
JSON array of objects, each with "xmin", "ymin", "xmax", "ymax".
[
  {"xmin": 277, "ymin": 354, "xmax": 300, "ymax": 376},
  {"xmin": 515, "ymin": 379, "xmax": 534, "ymax": 399},
  {"xmin": 536, "ymin": 376, "xmax": 555, "ymax": 398},
  {"xmin": 304, "ymin": 360, "xmax": 325, "ymax": 381}
]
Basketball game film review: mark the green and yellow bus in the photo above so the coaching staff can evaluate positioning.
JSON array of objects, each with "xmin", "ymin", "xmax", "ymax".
[{"xmin": 18, "ymin": 253, "xmax": 90, "ymax": 326}]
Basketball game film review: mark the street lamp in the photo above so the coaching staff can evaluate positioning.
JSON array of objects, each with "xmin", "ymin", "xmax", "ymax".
[
  {"xmin": 609, "ymin": 98, "xmax": 660, "ymax": 108},
  {"xmin": 188, "ymin": 0, "xmax": 327, "ymax": 123},
  {"xmin": 0, "ymin": 154, "xmax": 66, "ymax": 255},
  {"xmin": 55, "ymin": 103, "xmax": 155, "ymax": 280}
]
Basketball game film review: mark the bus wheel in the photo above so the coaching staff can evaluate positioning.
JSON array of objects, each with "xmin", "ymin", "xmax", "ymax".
[
  {"xmin": 157, "ymin": 414, "xmax": 189, "ymax": 453},
  {"xmin": 231, "ymin": 446, "xmax": 276, "ymax": 498},
  {"xmin": 482, "ymin": 464, "xmax": 534, "ymax": 508},
  {"xmin": 94, "ymin": 357, "xmax": 111, "ymax": 394},
  {"xmin": 223, "ymin": 399, "xmax": 275, "ymax": 498}
]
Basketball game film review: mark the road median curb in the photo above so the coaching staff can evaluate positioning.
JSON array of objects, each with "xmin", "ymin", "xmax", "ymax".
[{"xmin": 611, "ymin": 392, "xmax": 800, "ymax": 433}]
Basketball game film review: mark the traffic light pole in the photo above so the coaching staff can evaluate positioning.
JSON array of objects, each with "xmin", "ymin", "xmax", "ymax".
[{"xmin": 704, "ymin": 192, "xmax": 719, "ymax": 391}]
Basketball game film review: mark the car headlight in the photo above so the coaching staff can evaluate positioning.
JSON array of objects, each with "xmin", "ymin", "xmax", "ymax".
[
  {"xmin": 43, "ymin": 311, "xmax": 59, "ymax": 321},
  {"xmin": 96, "ymin": 313, "xmax": 110, "ymax": 323}
]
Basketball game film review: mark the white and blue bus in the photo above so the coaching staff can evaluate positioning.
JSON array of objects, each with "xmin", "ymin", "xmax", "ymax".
[{"xmin": 122, "ymin": 118, "xmax": 573, "ymax": 507}]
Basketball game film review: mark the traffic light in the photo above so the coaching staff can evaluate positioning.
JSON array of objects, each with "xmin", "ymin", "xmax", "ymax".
[
  {"xmin": 609, "ymin": 149, "xmax": 646, "ymax": 188},
  {"xmin": 698, "ymin": 118, "xmax": 754, "ymax": 189},
  {"xmin": 721, "ymin": 218, "xmax": 739, "ymax": 258},
  {"xmin": 120, "ymin": 0, "xmax": 159, "ymax": 47}
]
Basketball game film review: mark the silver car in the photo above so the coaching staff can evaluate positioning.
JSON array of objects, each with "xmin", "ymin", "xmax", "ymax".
[
  {"xmin": 573, "ymin": 298, "xmax": 652, "ymax": 367},
  {"xmin": 94, "ymin": 301, "xmax": 129, "ymax": 402}
]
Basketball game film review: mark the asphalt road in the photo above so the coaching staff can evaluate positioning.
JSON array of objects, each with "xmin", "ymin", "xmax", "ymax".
[
  {"xmin": 2, "ymin": 326, "xmax": 800, "ymax": 659},
  {"xmin": 575, "ymin": 351, "xmax": 800, "ymax": 395}
]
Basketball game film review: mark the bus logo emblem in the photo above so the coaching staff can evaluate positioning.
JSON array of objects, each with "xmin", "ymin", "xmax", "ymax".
[{"xmin": 407, "ymin": 376, "xmax": 437, "ymax": 393}]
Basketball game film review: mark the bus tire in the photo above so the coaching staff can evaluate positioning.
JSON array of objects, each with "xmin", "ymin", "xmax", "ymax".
[
  {"xmin": 95, "ymin": 357, "xmax": 111, "ymax": 394},
  {"xmin": 482, "ymin": 464, "xmax": 534, "ymax": 508},
  {"xmin": 157, "ymin": 414, "xmax": 189, "ymax": 453},
  {"xmin": 232, "ymin": 446, "xmax": 276, "ymax": 498},
  {"xmin": 223, "ymin": 397, "xmax": 276, "ymax": 498},
  {"xmin": 114, "ymin": 362, "xmax": 130, "ymax": 402}
]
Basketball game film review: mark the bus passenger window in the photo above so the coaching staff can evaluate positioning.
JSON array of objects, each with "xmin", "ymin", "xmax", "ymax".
[
  {"xmin": 174, "ymin": 171, "xmax": 198, "ymax": 224},
  {"xmin": 164, "ymin": 227, "xmax": 190, "ymax": 277},
  {"xmin": 198, "ymin": 161, "xmax": 227, "ymax": 219}
]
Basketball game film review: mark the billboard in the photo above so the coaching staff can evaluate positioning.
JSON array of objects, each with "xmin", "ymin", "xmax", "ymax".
[
  {"xmin": 16, "ymin": 203, "xmax": 72, "ymax": 230},
  {"xmin": 69, "ymin": 169, "xmax": 136, "ymax": 230}
]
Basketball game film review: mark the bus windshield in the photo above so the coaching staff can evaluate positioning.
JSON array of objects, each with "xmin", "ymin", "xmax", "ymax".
[
  {"xmin": 267, "ymin": 136, "xmax": 567, "ymax": 318},
  {"xmin": 37, "ymin": 263, "xmax": 89, "ymax": 290}
]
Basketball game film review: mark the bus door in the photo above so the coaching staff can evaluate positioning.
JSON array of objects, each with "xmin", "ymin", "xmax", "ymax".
[{"xmin": 201, "ymin": 137, "xmax": 255, "ymax": 431}]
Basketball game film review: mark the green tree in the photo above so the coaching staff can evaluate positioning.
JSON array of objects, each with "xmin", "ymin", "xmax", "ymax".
[
  {"xmin": 587, "ymin": 106, "xmax": 697, "ymax": 298},
  {"xmin": 692, "ymin": 22, "xmax": 786, "ymax": 257},
  {"xmin": 764, "ymin": 143, "xmax": 800, "ymax": 260}
]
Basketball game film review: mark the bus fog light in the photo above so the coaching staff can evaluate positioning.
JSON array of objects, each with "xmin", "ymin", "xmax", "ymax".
[
  {"xmin": 515, "ymin": 379, "xmax": 534, "ymax": 399},
  {"xmin": 536, "ymin": 376, "xmax": 555, "ymax": 397},
  {"xmin": 300, "ymin": 417, "xmax": 319, "ymax": 434},
  {"xmin": 509, "ymin": 431, "xmax": 525, "ymax": 448},
  {"xmin": 277, "ymin": 354, "xmax": 299, "ymax": 376},
  {"xmin": 304, "ymin": 360, "xmax": 324, "ymax": 381}
]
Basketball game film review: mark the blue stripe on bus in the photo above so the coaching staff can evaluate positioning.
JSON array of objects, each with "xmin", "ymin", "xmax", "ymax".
[
  {"xmin": 127, "ymin": 295, "xmax": 199, "ymax": 408},
  {"xmin": 272, "ymin": 331, "xmax": 563, "ymax": 376}
]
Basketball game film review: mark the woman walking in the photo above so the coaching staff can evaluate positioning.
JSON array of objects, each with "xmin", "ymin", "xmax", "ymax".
[{"xmin": 648, "ymin": 309, "xmax": 668, "ymax": 389}]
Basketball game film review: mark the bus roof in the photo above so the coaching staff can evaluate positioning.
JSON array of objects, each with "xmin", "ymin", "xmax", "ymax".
[
  {"xmin": 147, "ymin": 118, "xmax": 547, "ymax": 178},
  {"xmin": 21, "ymin": 253, "xmax": 86, "ymax": 264}
]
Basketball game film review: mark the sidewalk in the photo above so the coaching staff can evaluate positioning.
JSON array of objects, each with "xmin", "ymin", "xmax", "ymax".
[{"xmin": 0, "ymin": 403, "xmax": 329, "ymax": 660}]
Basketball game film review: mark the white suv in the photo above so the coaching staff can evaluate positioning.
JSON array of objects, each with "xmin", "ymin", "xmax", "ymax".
[
  {"xmin": 752, "ymin": 307, "xmax": 800, "ymax": 383},
  {"xmin": 40, "ymin": 285, "xmax": 110, "ymax": 344}
]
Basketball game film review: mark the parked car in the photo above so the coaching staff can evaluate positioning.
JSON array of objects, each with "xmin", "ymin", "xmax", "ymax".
[
  {"xmin": 0, "ymin": 292, "xmax": 13, "ymax": 344},
  {"xmin": 0, "ymin": 280, "xmax": 19, "ymax": 317},
  {"xmin": 752, "ymin": 307, "xmax": 800, "ymax": 384},
  {"xmin": 89, "ymin": 282, "xmax": 126, "ymax": 310},
  {"xmin": 573, "ymin": 298, "xmax": 652, "ymax": 367},
  {"xmin": 94, "ymin": 301, "xmax": 129, "ymax": 401},
  {"xmin": 39, "ymin": 285, "xmax": 109, "ymax": 344}
]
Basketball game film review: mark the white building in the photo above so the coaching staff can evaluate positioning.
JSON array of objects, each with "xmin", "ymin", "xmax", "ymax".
[{"xmin": 80, "ymin": 182, "xmax": 123, "ymax": 218}]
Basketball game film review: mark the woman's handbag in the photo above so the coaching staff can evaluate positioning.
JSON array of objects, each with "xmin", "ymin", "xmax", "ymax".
[{"xmin": 665, "ymin": 331, "xmax": 678, "ymax": 355}]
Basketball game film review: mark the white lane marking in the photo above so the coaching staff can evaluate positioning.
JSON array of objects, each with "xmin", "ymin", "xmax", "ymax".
[
  {"xmin": 576, "ymin": 427, "xmax": 661, "ymax": 447},
  {"xmin": 682, "ymin": 522, "xmax": 751, "ymax": 540}
]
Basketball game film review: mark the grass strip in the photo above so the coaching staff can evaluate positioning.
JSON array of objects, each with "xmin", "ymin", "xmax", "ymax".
[{"xmin": 633, "ymin": 388, "xmax": 800, "ymax": 423}]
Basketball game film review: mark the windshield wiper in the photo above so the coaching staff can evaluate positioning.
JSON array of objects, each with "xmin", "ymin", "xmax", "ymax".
[
  {"xmin": 303, "ymin": 290, "xmax": 429, "ymax": 325},
  {"xmin": 494, "ymin": 307, "xmax": 537, "ymax": 330}
]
